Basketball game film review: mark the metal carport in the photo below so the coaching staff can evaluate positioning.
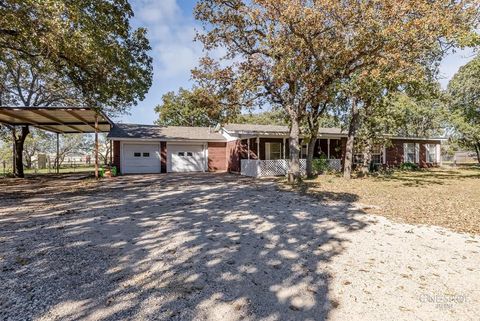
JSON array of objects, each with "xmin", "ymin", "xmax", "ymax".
[{"xmin": 0, "ymin": 107, "xmax": 113, "ymax": 178}]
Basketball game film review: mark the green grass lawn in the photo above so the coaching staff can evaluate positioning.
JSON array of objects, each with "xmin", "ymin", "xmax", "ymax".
[
  {"xmin": 1, "ymin": 166, "xmax": 96, "ymax": 177},
  {"xmin": 24, "ymin": 166, "xmax": 96, "ymax": 174}
]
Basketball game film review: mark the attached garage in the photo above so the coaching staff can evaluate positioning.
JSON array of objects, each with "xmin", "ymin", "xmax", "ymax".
[
  {"xmin": 109, "ymin": 124, "xmax": 227, "ymax": 175},
  {"xmin": 167, "ymin": 143, "xmax": 207, "ymax": 173},
  {"xmin": 122, "ymin": 143, "xmax": 161, "ymax": 174}
]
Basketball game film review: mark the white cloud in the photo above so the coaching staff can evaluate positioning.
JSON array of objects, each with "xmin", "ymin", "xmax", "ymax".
[
  {"xmin": 135, "ymin": 0, "xmax": 180, "ymax": 24},
  {"xmin": 132, "ymin": 0, "xmax": 203, "ymax": 80},
  {"xmin": 121, "ymin": 0, "xmax": 205, "ymax": 124}
]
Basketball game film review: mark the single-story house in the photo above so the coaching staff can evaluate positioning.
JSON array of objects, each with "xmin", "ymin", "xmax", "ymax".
[{"xmin": 107, "ymin": 123, "xmax": 444, "ymax": 176}]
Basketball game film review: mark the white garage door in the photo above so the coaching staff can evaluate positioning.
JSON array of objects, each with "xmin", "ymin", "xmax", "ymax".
[
  {"xmin": 168, "ymin": 144, "xmax": 206, "ymax": 173},
  {"xmin": 123, "ymin": 143, "xmax": 161, "ymax": 174}
]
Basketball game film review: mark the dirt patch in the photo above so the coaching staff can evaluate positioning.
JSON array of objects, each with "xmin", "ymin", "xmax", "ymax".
[{"xmin": 1, "ymin": 173, "xmax": 479, "ymax": 321}]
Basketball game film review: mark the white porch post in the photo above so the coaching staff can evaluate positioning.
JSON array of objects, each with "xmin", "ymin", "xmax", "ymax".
[
  {"xmin": 256, "ymin": 136, "xmax": 260, "ymax": 160},
  {"xmin": 247, "ymin": 138, "xmax": 250, "ymax": 160},
  {"xmin": 383, "ymin": 146, "xmax": 387, "ymax": 164},
  {"xmin": 283, "ymin": 137, "xmax": 286, "ymax": 159},
  {"xmin": 327, "ymin": 138, "xmax": 331, "ymax": 160}
]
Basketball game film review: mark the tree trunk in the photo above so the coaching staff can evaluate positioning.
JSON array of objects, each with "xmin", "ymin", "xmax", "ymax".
[
  {"xmin": 288, "ymin": 117, "xmax": 301, "ymax": 184},
  {"xmin": 475, "ymin": 142, "xmax": 480, "ymax": 164},
  {"xmin": 13, "ymin": 126, "xmax": 30, "ymax": 178},
  {"xmin": 361, "ymin": 139, "xmax": 372, "ymax": 175},
  {"xmin": 306, "ymin": 137, "xmax": 317, "ymax": 178},
  {"xmin": 343, "ymin": 101, "xmax": 359, "ymax": 179}
]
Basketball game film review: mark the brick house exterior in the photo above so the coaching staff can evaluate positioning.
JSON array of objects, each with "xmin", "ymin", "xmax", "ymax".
[{"xmin": 109, "ymin": 123, "xmax": 443, "ymax": 175}]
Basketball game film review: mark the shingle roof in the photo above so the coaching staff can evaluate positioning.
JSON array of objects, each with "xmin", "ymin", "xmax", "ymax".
[
  {"xmin": 223, "ymin": 124, "xmax": 345, "ymax": 135},
  {"xmin": 223, "ymin": 124, "xmax": 289, "ymax": 133},
  {"xmin": 107, "ymin": 123, "xmax": 226, "ymax": 141}
]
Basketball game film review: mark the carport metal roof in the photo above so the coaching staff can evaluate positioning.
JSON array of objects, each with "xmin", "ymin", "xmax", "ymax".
[
  {"xmin": 1, "ymin": 106, "xmax": 114, "ymax": 179},
  {"xmin": 0, "ymin": 106, "xmax": 113, "ymax": 133}
]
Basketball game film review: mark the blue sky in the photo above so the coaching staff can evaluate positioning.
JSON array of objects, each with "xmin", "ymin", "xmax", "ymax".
[{"xmin": 120, "ymin": 0, "xmax": 476, "ymax": 125}]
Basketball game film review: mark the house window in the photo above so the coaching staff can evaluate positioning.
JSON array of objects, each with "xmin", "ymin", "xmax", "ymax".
[
  {"xmin": 353, "ymin": 153, "xmax": 364, "ymax": 164},
  {"xmin": 354, "ymin": 145, "xmax": 382, "ymax": 164},
  {"xmin": 134, "ymin": 152, "xmax": 141, "ymax": 157},
  {"xmin": 301, "ymin": 144, "xmax": 308, "ymax": 159},
  {"xmin": 265, "ymin": 142, "xmax": 282, "ymax": 160},
  {"xmin": 143, "ymin": 152, "xmax": 150, "ymax": 157},
  {"xmin": 426, "ymin": 144, "xmax": 437, "ymax": 163},
  {"xmin": 372, "ymin": 154, "xmax": 382, "ymax": 164},
  {"xmin": 178, "ymin": 152, "xmax": 185, "ymax": 157},
  {"xmin": 186, "ymin": 152, "xmax": 193, "ymax": 157},
  {"xmin": 404, "ymin": 143, "xmax": 416, "ymax": 163}
]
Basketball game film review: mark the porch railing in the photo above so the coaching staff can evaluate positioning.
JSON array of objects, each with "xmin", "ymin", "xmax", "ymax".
[{"xmin": 241, "ymin": 159, "xmax": 341, "ymax": 177}]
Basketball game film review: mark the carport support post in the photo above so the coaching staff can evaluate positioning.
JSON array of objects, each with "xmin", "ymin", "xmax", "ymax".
[
  {"xmin": 12, "ymin": 134, "xmax": 16, "ymax": 175},
  {"xmin": 56, "ymin": 133, "xmax": 60, "ymax": 174},
  {"xmin": 94, "ymin": 114, "xmax": 99, "ymax": 179}
]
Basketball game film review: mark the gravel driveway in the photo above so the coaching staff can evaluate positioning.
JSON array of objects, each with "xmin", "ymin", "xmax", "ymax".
[{"xmin": 1, "ymin": 173, "xmax": 479, "ymax": 321}]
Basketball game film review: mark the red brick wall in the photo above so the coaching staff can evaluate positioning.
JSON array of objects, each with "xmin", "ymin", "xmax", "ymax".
[
  {"xmin": 113, "ymin": 141, "xmax": 121, "ymax": 172},
  {"xmin": 160, "ymin": 142, "xmax": 167, "ymax": 173},
  {"xmin": 227, "ymin": 140, "xmax": 242, "ymax": 173},
  {"xmin": 386, "ymin": 139, "xmax": 442, "ymax": 168},
  {"xmin": 208, "ymin": 142, "xmax": 227, "ymax": 172},
  {"xmin": 386, "ymin": 140, "xmax": 404, "ymax": 167}
]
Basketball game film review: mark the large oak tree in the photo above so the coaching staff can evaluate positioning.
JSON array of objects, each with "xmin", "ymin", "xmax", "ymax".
[
  {"xmin": 0, "ymin": 0, "xmax": 153, "ymax": 177},
  {"xmin": 194, "ymin": 0, "xmax": 478, "ymax": 182}
]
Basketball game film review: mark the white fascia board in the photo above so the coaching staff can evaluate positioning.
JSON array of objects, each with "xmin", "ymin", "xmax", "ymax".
[
  {"xmin": 224, "ymin": 131, "xmax": 444, "ymax": 141},
  {"xmin": 234, "ymin": 131, "xmax": 288, "ymax": 136},
  {"xmin": 167, "ymin": 141, "xmax": 208, "ymax": 146},
  {"xmin": 388, "ymin": 136, "xmax": 447, "ymax": 141},
  {"xmin": 108, "ymin": 137, "xmax": 226, "ymax": 143},
  {"xmin": 239, "ymin": 134, "xmax": 347, "ymax": 140},
  {"xmin": 317, "ymin": 134, "xmax": 347, "ymax": 139},
  {"xmin": 221, "ymin": 129, "xmax": 241, "ymax": 142}
]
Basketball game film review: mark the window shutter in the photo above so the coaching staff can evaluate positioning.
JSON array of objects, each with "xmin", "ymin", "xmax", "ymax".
[{"xmin": 403, "ymin": 143, "xmax": 408, "ymax": 162}]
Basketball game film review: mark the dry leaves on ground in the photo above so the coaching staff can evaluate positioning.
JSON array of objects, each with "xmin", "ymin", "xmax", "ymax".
[{"xmin": 297, "ymin": 166, "xmax": 480, "ymax": 235}]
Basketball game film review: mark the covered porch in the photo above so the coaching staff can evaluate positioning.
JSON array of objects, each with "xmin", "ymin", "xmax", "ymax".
[{"xmin": 239, "ymin": 136, "xmax": 344, "ymax": 177}]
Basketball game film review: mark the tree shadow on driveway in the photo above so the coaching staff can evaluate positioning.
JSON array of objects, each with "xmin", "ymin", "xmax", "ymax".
[{"xmin": 0, "ymin": 173, "xmax": 367, "ymax": 321}]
